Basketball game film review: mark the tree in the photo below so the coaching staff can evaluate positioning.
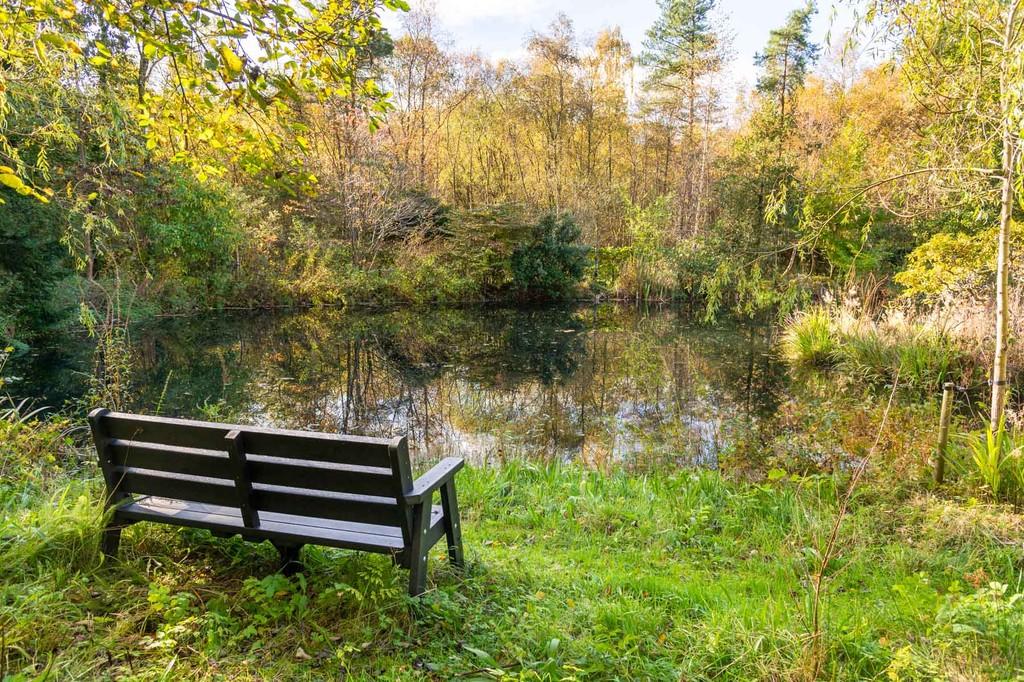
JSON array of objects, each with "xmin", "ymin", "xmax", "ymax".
[
  {"xmin": 524, "ymin": 15, "xmax": 583, "ymax": 213},
  {"xmin": 866, "ymin": 0, "xmax": 1023, "ymax": 427},
  {"xmin": 755, "ymin": 1, "xmax": 819, "ymax": 128},
  {"xmin": 0, "ymin": 0, "xmax": 406, "ymax": 202},
  {"xmin": 703, "ymin": 3, "xmax": 819, "ymax": 318},
  {"xmin": 383, "ymin": 6, "xmax": 457, "ymax": 187},
  {"xmin": 510, "ymin": 213, "xmax": 589, "ymax": 300},
  {"xmin": 639, "ymin": 0, "xmax": 727, "ymax": 235}
]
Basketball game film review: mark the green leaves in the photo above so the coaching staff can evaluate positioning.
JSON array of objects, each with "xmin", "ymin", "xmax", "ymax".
[{"xmin": 1, "ymin": 0, "xmax": 404, "ymax": 203}]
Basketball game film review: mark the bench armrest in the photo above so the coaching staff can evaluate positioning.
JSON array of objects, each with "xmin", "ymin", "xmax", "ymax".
[{"xmin": 405, "ymin": 457, "xmax": 464, "ymax": 504}]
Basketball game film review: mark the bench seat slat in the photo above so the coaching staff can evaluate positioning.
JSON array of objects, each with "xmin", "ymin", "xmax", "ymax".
[
  {"xmin": 114, "ymin": 467, "xmax": 407, "ymax": 526},
  {"xmin": 116, "ymin": 497, "xmax": 445, "ymax": 553},
  {"xmin": 109, "ymin": 439, "xmax": 396, "ymax": 497}
]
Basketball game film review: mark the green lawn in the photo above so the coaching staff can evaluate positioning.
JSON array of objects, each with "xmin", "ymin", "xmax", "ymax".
[{"xmin": 2, "ymin": 455, "xmax": 1022, "ymax": 680}]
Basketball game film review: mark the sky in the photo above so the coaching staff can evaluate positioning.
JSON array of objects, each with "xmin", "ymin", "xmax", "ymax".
[{"xmin": 381, "ymin": 0, "xmax": 867, "ymax": 96}]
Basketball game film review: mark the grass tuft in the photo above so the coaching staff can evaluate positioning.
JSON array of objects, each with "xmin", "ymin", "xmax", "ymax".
[{"xmin": 781, "ymin": 307, "xmax": 837, "ymax": 367}]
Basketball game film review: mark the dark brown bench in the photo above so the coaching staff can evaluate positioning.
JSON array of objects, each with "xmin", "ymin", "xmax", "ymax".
[{"xmin": 88, "ymin": 409, "xmax": 465, "ymax": 596}]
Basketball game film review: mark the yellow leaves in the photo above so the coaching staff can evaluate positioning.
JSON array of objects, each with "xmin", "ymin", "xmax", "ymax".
[
  {"xmin": 195, "ymin": 164, "xmax": 224, "ymax": 183},
  {"xmin": 0, "ymin": 173, "xmax": 28, "ymax": 192},
  {"xmin": 0, "ymin": 172, "xmax": 50, "ymax": 202},
  {"xmin": 219, "ymin": 45, "xmax": 244, "ymax": 77}
]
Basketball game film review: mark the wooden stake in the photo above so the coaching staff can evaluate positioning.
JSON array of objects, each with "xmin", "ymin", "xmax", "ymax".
[{"xmin": 935, "ymin": 382, "xmax": 954, "ymax": 484}]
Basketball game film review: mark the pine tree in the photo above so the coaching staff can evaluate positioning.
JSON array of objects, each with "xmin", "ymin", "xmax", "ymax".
[
  {"xmin": 754, "ymin": 2, "xmax": 819, "ymax": 126},
  {"xmin": 640, "ymin": 0, "xmax": 722, "ymax": 142},
  {"xmin": 639, "ymin": 0, "xmax": 726, "ymax": 236}
]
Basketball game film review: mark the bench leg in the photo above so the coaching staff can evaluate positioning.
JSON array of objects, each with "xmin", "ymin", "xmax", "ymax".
[
  {"xmin": 272, "ymin": 542, "xmax": 304, "ymax": 576},
  {"xmin": 101, "ymin": 524, "xmax": 123, "ymax": 560},
  {"xmin": 440, "ymin": 481, "xmax": 465, "ymax": 570},
  {"xmin": 408, "ymin": 502, "xmax": 429, "ymax": 597}
]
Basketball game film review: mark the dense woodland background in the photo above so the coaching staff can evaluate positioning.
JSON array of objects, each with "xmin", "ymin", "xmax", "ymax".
[{"xmin": 1, "ymin": 0, "xmax": 1021, "ymax": 379}]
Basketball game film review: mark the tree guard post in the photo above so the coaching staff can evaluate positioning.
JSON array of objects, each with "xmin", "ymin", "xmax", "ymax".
[{"xmin": 935, "ymin": 382, "xmax": 955, "ymax": 484}]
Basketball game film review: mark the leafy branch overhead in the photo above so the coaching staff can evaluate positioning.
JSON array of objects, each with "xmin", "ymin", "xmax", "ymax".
[{"xmin": 0, "ymin": 0, "xmax": 407, "ymax": 196}]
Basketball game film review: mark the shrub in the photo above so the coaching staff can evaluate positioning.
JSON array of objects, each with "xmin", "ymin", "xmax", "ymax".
[{"xmin": 510, "ymin": 213, "xmax": 589, "ymax": 301}]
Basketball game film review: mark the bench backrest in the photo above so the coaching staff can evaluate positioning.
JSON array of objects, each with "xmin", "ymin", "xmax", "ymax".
[{"xmin": 88, "ymin": 409, "xmax": 414, "ymax": 534}]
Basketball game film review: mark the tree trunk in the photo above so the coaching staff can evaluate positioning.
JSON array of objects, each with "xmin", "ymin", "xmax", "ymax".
[
  {"xmin": 989, "ymin": 2, "xmax": 1020, "ymax": 429},
  {"xmin": 990, "ymin": 117, "xmax": 1015, "ymax": 430}
]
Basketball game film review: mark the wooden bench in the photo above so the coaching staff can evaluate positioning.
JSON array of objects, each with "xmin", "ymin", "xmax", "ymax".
[{"xmin": 88, "ymin": 409, "xmax": 465, "ymax": 596}]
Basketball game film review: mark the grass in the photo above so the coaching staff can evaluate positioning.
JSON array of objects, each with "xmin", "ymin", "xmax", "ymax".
[
  {"xmin": 957, "ymin": 422, "xmax": 1024, "ymax": 505},
  {"xmin": 781, "ymin": 307, "xmax": 837, "ymax": 367},
  {"xmin": 3, "ymin": 417, "xmax": 1024, "ymax": 680},
  {"xmin": 780, "ymin": 306, "xmax": 974, "ymax": 392}
]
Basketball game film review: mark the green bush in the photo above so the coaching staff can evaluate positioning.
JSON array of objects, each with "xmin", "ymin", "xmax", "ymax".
[
  {"xmin": 129, "ymin": 167, "xmax": 244, "ymax": 311},
  {"xmin": 510, "ymin": 213, "xmax": 589, "ymax": 301}
]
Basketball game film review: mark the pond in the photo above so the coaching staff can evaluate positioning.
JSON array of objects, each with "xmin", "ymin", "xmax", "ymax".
[{"xmin": 7, "ymin": 304, "xmax": 787, "ymax": 467}]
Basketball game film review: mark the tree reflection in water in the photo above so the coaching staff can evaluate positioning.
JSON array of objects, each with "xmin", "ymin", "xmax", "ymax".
[{"xmin": 20, "ymin": 304, "xmax": 788, "ymax": 469}]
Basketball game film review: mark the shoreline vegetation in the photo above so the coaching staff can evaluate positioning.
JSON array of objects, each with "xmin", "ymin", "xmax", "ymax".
[{"xmin": 3, "ymin": 298, "xmax": 1023, "ymax": 678}]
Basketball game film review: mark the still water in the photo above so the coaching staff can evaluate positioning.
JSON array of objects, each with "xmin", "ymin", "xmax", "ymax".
[{"xmin": 8, "ymin": 304, "xmax": 785, "ymax": 467}]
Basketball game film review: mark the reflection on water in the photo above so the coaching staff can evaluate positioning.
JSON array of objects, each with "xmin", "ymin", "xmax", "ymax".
[{"xmin": 10, "ymin": 304, "xmax": 786, "ymax": 467}]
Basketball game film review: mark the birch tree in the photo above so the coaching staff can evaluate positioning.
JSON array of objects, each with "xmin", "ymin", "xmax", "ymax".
[{"xmin": 871, "ymin": 0, "xmax": 1023, "ymax": 427}]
